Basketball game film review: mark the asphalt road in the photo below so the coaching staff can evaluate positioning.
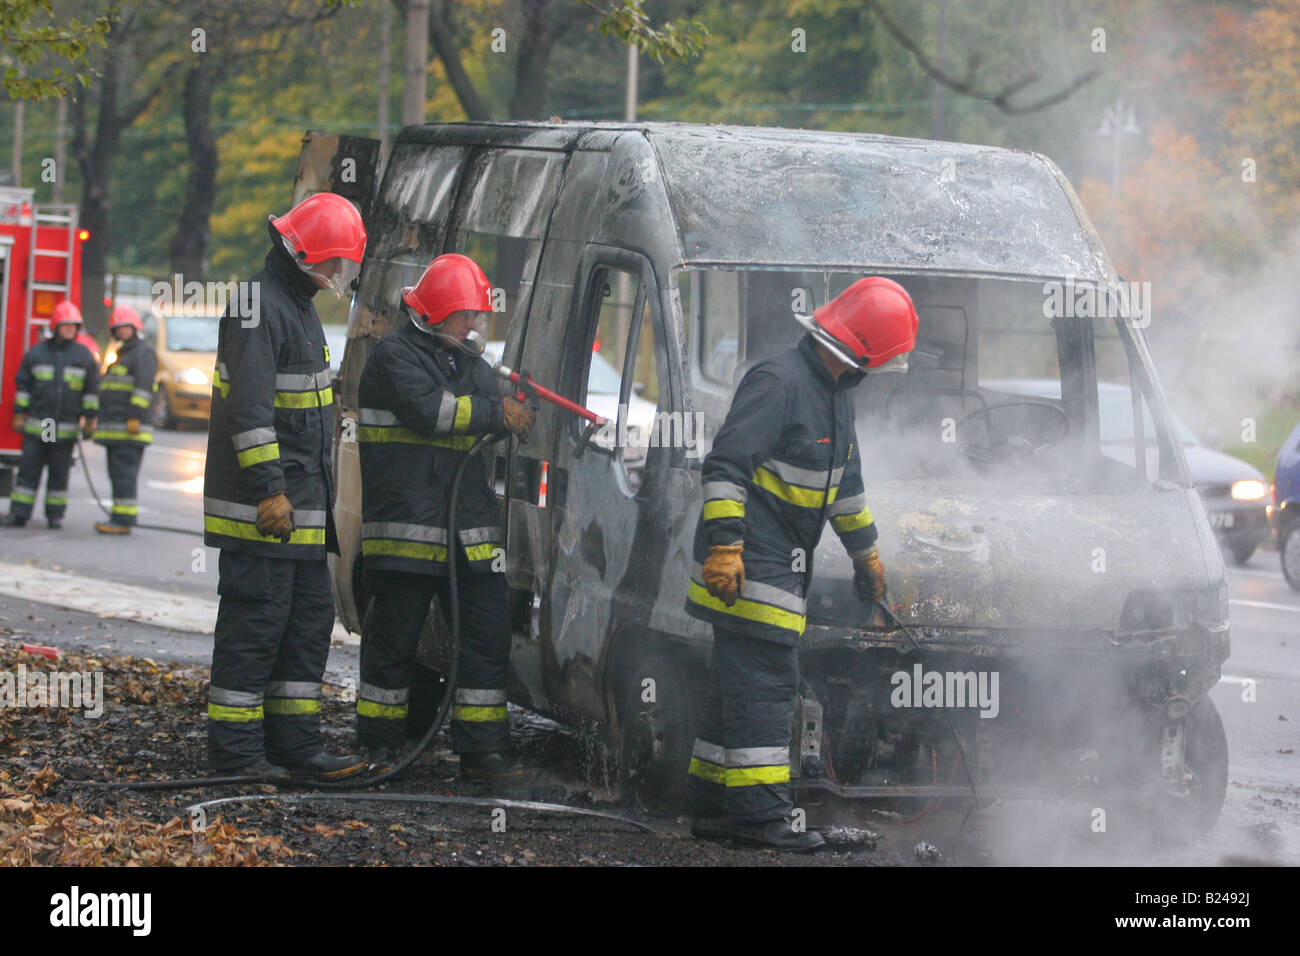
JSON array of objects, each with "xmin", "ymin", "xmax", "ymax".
[{"xmin": 1, "ymin": 427, "xmax": 1297, "ymax": 863}]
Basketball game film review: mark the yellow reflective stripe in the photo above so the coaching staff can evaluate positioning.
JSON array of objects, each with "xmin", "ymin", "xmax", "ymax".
[
  {"xmin": 453, "ymin": 394, "xmax": 473, "ymax": 433},
  {"xmin": 274, "ymin": 387, "xmax": 332, "ymax": 408},
  {"xmin": 357, "ymin": 699, "xmax": 409, "ymax": 719},
  {"xmin": 362, "ymin": 538, "xmax": 448, "ymax": 562},
  {"xmin": 687, "ymin": 581, "xmax": 805, "ymax": 635},
  {"xmin": 204, "ymin": 515, "xmax": 326, "ymax": 545},
  {"xmin": 688, "ymin": 757, "xmax": 726, "ymax": 785},
  {"xmin": 703, "ymin": 499, "xmax": 745, "ymax": 521},
  {"xmin": 356, "ymin": 426, "xmax": 477, "ymax": 449},
  {"xmin": 100, "ymin": 380, "xmax": 134, "ymax": 391},
  {"xmin": 463, "ymin": 543, "xmax": 499, "ymax": 563},
  {"xmin": 452, "ymin": 705, "xmax": 508, "ymax": 722},
  {"xmin": 725, "ymin": 765, "xmax": 791, "ymax": 787},
  {"xmin": 93, "ymin": 430, "xmax": 153, "ymax": 443},
  {"xmin": 207, "ymin": 702, "xmax": 264, "ymax": 722},
  {"xmin": 263, "ymin": 698, "xmax": 322, "ymax": 716},
  {"xmin": 752, "ymin": 467, "xmax": 837, "ymax": 509},
  {"xmin": 212, "ymin": 368, "xmax": 230, "ymax": 397},
  {"xmin": 111, "ymin": 505, "xmax": 139, "ymax": 515},
  {"xmin": 832, "ymin": 507, "xmax": 875, "ymax": 533},
  {"xmin": 130, "ymin": 394, "xmax": 153, "ymax": 408},
  {"xmin": 237, "ymin": 443, "xmax": 280, "ymax": 468}
]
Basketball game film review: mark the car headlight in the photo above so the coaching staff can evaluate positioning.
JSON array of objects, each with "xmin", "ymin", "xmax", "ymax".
[
  {"xmin": 1231, "ymin": 479, "xmax": 1267, "ymax": 501},
  {"xmin": 177, "ymin": 367, "xmax": 209, "ymax": 386}
]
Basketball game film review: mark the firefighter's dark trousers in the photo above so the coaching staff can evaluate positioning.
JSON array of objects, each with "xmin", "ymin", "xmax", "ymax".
[
  {"xmin": 357, "ymin": 558, "xmax": 510, "ymax": 754},
  {"xmin": 9, "ymin": 436, "xmax": 74, "ymax": 520},
  {"xmin": 207, "ymin": 551, "xmax": 335, "ymax": 769},
  {"xmin": 104, "ymin": 444, "xmax": 144, "ymax": 526},
  {"xmin": 686, "ymin": 626, "xmax": 798, "ymax": 823}
]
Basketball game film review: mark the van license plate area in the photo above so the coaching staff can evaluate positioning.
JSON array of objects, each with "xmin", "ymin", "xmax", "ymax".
[{"xmin": 1208, "ymin": 512, "xmax": 1235, "ymax": 529}]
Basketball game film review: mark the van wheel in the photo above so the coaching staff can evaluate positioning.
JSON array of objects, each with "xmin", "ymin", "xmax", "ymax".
[
  {"xmin": 1229, "ymin": 540, "xmax": 1255, "ymax": 566},
  {"xmin": 1155, "ymin": 696, "xmax": 1228, "ymax": 837},
  {"xmin": 619, "ymin": 649, "xmax": 698, "ymax": 816},
  {"xmin": 1280, "ymin": 523, "xmax": 1300, "ymax": 592},
  {"xmin": 153, "ymin": 390, "xmax": 175, "ymax": 430}
]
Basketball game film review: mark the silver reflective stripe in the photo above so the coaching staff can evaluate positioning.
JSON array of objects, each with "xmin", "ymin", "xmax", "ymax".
[
  {"xmin": 316, "ymin": 370, "xmax": 333, "ymax": 389},
  {"xmin": 828, "ymin": 492, "xmax": 867, "ymax": 518},
  {"xmin": 14, "ymin": 391, "xmax": 29, "ymax": 402},
  {"xmin": 726, "ymin": 746, "xmax": 789, "ymax": 767},
  {"xmin": 703, "ymin": 481, "xmax": 746, "ymax": 503},
  {"xmin": 204, "ymin": 497, "xmax": 258, "ymax": 521},
  {"xmin": 760, "ymin": 457, "xmax": 831, "ymax": 489},
  {"xmin": 113, "ymin": 499, "xmax": 137, "ymax": 507},
  {"xmin": 458, "ymin": 526, "xmax": 500, "ymax": 546},
  {"xmin": 217, "ymin": 362, "xmax": 230, "ymax": 380},
  {"xmin": 33, "ymin": 364, "xmax": 54, "ymax": 376},
  {"xmin": 275, "ymin": 372, "xmax": 318, "ymax": 390},
  {"xmin": 847, "ymin": 546, "xmax": 876, "ymax": 560},
  {"xmin": 435, "ymin": 391, "xmax": 458, "ymax": 432},
  {"xmin": 454, "ymin": 688, "xmax": 506, "ymax": 705},
  {"xmin": 232, "ymin": 427, "xmax": 278, "ymax": 451},
  {"xmin": 97, "ymin": 420, "xmax": 154, "ymax": 433},
  {"xmin": 210, "ymin": 686, "xmax": 264, "ymax": 707},
  {"xmin": 360, "ymin": 683, "xmax": 409, "ymax": 705},
  {"xmin": 13, "ymin": 485, "xmax": 37, "ymax": 497},
  {"xmin": 133, "ymin": 388, "xmax": 153, "ymax": 401},
  {"xmin": 691, "ymin": 564, "xmax": 805, "ymax": 615},
  {"xmin": 294, "ymin": 510, "xmax": 326, "ymax": 526},
  {"xmin": 692, "ymin": 739, "xmax": 725, "ymax": 764},
  {"xmin": 358, "ymin": 407, "xmax": 399, "ymax": 426},
  {"xmin": 265, "ymin": 681, "xmax": 320, "ymax": 699},
  {"xmin": 362, "ymin": 521, "xmax": 447, "ymax": 544},
  {"xmin": 64, "ymin": 366, "xmax": 86, "ymax": 378}
]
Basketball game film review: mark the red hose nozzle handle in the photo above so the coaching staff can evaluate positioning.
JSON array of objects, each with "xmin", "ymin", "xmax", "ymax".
[{"xmin": 492, "ymin": 362, "xmax": 607, "ymax": 427}]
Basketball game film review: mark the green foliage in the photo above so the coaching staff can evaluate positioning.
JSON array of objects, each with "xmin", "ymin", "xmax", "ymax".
[
  {"xmin": 0, "ymin": 0, "xmax": 115, "ymax": 100},
  {"xmin": 585, "ymin": 0, "xmax": 707, "ymax": 63}
]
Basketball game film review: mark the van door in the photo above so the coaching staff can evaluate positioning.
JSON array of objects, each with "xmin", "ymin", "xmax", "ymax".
[
  {"xmin": 537, "ymin": 246, "xmax": 677, "ymax": 718},
  {"xmin": 290, "ymin": 130, "xmax": 382, "ymax": 220}
]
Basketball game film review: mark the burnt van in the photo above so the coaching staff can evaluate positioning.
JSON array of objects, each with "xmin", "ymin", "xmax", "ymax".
[{"xmin": 304, "ymin": 122, "xmax": 1229, "ymax": 830}]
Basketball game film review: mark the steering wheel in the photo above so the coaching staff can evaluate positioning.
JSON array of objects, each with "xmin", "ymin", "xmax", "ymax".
[{"xmin": 955, "ymin": 400, "xmax": 1070, "ymax": 464}]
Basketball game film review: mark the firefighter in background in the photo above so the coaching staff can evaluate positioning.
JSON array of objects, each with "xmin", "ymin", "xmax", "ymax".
[
  {"xmin": 92, "ymin": 305, "xmax": 157, "ymax": 534},
  {"xmin": 354, "ymin": 254, "xmax": 535, "ymax": 781},
  {"xmin": 685, "ymin": 277, "xmax": 919, "ymax": 851},
  {"xmin": 3, "ymin": 302, "xmax": 99, "ymax": 529},
  {"xmin": 203, "ymin": 192, "xmax": 368, "ymax": 781}
]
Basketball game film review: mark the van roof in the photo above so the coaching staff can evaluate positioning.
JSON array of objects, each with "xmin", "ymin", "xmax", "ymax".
[{"xmin": 397, "ymin": 121, "xmax": 1109, "ymax": 281}]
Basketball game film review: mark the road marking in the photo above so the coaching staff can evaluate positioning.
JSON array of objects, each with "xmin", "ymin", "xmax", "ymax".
[
  {"xmin": 1232, "ymin": 567, "xmax": 1285, "ymax": 581},
  {"xmin": 0, "ymin": 560, "xmax": 357, "ymax": 644},
  {"xmin": 146, "ymin": 477, "xmax": 205, "ymax": 494},
  {"xmin": 1230, "ymin": 598, "xmax": 1300, "ymax": 614}
]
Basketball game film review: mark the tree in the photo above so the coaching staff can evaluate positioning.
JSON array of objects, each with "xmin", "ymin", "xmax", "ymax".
[{"xmin": 1, "ymin": 0, "xmax": 113, "ymax": 101}]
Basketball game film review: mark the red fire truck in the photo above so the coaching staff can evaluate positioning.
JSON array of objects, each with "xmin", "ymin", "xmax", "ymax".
[{"xmin": 0, "ymin": 186, "xmax": 86, "ymax": 495}]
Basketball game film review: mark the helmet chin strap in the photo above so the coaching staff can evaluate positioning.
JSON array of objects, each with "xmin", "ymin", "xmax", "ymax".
[{"xmin": 408, "ymin": 313, "xmax": 486, "ymax": 356}]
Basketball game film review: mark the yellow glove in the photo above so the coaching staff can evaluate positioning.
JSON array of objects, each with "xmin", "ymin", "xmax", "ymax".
[
  {"xmin": 256, "ymin": 492, "xmax": 295, "ymax": 543},
  {"xmin": 126, "ymin": 418, "xmax": 140, "ymax": 435},
  {"xmin": 703, "ymin": 543, "xmax": 745, "ymax": 607},
  {"xmin": 852, "ymin": 546, "xmax": 886, "ymax": 603},
  {"xmin": 502, "ymin": 397, "xmax": 535, "ymax": 441}
]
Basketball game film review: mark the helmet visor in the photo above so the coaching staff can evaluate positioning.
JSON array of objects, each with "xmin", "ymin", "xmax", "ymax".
[
  {"xmin": 305, "ymin": 256, "xmax": 362, "ymax": 298},
  {"xmin": 410, "ymin": 311, "xmax": 490, "ymax": 356},
  {"xmin": 871, "ymin": 351, "xmax": 911, "ymax": 374}
]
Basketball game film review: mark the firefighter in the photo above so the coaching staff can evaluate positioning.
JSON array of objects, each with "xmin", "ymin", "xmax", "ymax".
[
  {"xmin": 3, "ymin": 302, "xmax": 99, "ymax": 529},
  {"xmin": 92, "ymin": 305, "xmax": 157, "ymax": 534},
  {"xmin": 354, "ymin": 254, "xmax": 535, "ymax": 782},
  {"xmin": 202, "ymin": 191, "xmax": 368, "ymax": 781},
  {"xmin": 685, "ymin": 276, "xmax": 919, "ymax": 850}
]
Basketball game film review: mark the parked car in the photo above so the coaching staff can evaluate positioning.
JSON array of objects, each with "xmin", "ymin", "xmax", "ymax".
[
  {"xmin": 307, "ymin": 122, "xmax": 1228, "ymax": 831},
  {"xmin": 1270, "ymin": 420, "xmax": 1300, "ymax": 590},
  {"xmin": 984, "ymin": 379, "xmax": 1270, "ymax": 565},
  {"xmin": 136, "ymin": 308, "xmax": 220, "ymax": 428}
]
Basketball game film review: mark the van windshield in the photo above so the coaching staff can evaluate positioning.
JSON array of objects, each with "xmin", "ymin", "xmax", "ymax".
[{"xmin": 681, "ymin": 268, "xmax": 1187, "ymax": 490}]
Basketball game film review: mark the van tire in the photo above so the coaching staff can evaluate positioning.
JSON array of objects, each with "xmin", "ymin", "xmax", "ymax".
[
  {"xmin": 618, "ymin": 648, "xmax": 698, "ymax": 816},
  {"xmin": 1154, "ymin": 695, "xmax": 1228, "ymax": 838},
  {"xmin": 1228, "ymin": 540, "xmax": 1255, "ymax": 566},
  {"xmin": 1280, "ymin": 523, "xmax": 1300, "ymax": 592}
]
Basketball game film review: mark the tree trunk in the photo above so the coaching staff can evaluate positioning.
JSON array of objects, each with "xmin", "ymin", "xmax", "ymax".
[
  {"xmin": 70, "ymin": 59, "xmax": 123, "ymax": 339},
  {"xmin": 170, "ymin": 58, "xmax": 218, "ymax": 280},
  {"xmin": 508, "ymin": 0, "xmax": 554, "ymax": 119}
]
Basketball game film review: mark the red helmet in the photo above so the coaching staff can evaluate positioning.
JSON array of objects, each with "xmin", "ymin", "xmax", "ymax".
[
  {"xmin": 402, "ymin": 254, "xmax": 493, "ymax": 326},
  {"xmin": 270, "ymin": 192, "xmax": 367, "ymax": 298},
  {"xmin": 50, "ymin": 301, "xmax": 83, "ymax": 327},
  {"xmin": 270, "ymin": 192, "xmax": 366, "ymax": 264},
  {"xmin": 108, "ymin": 304, "xmax": 143, "ymax": 333},
  {"xmin": 799, "ymin": 277, "xmax": 918, "ymax": 372}
]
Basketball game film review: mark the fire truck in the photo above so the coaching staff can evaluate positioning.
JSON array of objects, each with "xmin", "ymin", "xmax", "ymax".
[{"xmin": 0, "ymin": 186, "xmax": 86, "ymax": 496}]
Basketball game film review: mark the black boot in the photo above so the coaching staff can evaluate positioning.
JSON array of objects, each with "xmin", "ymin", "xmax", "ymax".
[
  {"xmin": 690, "ymin": 815, "xmax": 731, "ymax": 840},
  {"xmin": 282, "ymin": 750, "xmax": 368, "ymax": 781},
  {"xmin": 1, "ymin": 514, "xmax": 27, "ymax": 527},
  {"xmin": 729, "ymin": 818, "xmax": 827, "ymax": 852},
  {"xmin": 46, "ymin": 517, "xmax": 62, "ymax": 530},
  {"xmin": 366, "ymin": 746, "xmax": 398, "ymax": 774},
  {"xmin": 213, "ymin": 757, "xmax": 290, "ymax": 782},
  {"xmin": 460, "ymin": 750, "xmax": 532, "ymax": 784}
]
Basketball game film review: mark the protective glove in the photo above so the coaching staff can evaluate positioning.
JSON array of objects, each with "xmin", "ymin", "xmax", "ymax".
[
  {"xmin": 703, "ymin": 543, "xmax": 745, "ymax": 607},
  {"xmin": 502, "ymin": 397, "xmax": 535, "ymax": 441},
  {"xmin": 126, "ymin": 418, "xmax": 140, "ymax": 435},
  {"xmin": 256, "ymin": 492, "xmax": 295, "ymax": 543},
  {"xmin": 81, "ymin": 419, "xmax": 96, "ymax": 440},
  {"xmin": 852, "ymin": 546, "xmax": 886, "ymax": 604},
  {"xmin": 11, "ymin": 414, "xmax": 25, "ymax": 432}
]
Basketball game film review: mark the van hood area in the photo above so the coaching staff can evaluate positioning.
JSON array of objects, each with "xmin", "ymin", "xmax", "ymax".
[{"xmin": 807, "ymin": 478, "xmax": 1218, "ymax": 635}]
